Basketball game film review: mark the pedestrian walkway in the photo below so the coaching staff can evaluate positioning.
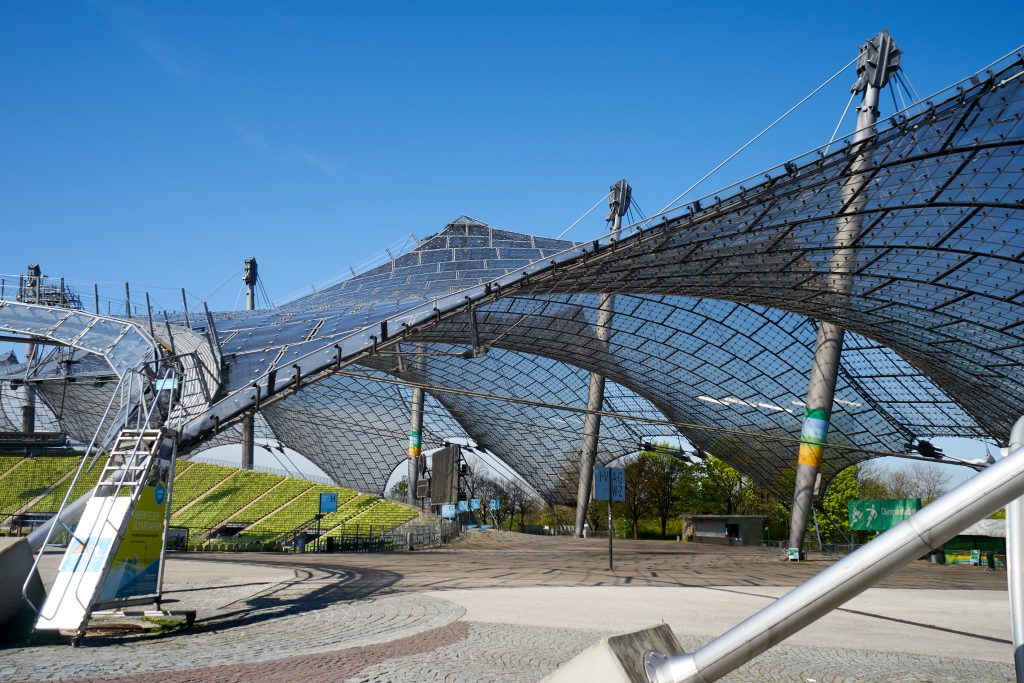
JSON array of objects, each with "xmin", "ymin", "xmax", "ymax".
[{"xmin": 0, "ymin": 532, "xmax": 1013, "ymax": 682}]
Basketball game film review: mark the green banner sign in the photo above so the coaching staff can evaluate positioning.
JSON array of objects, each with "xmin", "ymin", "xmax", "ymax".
[{"xmin": 848, "ymin": 498, "xmax": 921, "ymax": 531}]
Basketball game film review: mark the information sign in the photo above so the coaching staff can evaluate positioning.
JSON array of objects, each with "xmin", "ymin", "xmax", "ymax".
[
  {"xmin": 848, "ymin": 498, "xmax": 921, "ymax": 531},
  {"xmin": 319, "ymin": 492, "xmax": 338, "ymax": 514},
  {"xmin": 593, "ymin": 466, "xmax": 625, "ymax": 502},
  {"xmin": 441, "ymin": 504, "xmax": 456, "ymax": 519},
  {"xmin": 489, "ymin": 499, "xmax": 501, "ymax": 511}
]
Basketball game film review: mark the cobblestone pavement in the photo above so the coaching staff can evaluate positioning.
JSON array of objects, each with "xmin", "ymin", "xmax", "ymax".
[
  {"xmin": 0, "ymin": 580, "xmax": 464, "ymax": 681},
  {"xmin": 352, "ymin": 622, "xmax": 1015, "ymax": 683},
  {"xmin": 2, "ymin": 532, "xmax": 1015, "ymax": 682}
]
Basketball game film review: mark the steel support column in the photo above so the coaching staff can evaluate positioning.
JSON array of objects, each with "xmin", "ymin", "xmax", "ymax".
[
  {"xmin": 788, "ymin": 31, "xmax": 899, "ymax": 559},
  {"xmin": 241, "ymin": 258, "xmax": 258, "ymax": 470},
  {"xmin": 575, "ymin": 180, "xmax": 630, "ymax": 538}
]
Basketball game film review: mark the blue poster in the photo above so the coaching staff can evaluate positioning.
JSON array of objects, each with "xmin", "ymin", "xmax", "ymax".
[
  {"xmin": 489, "ymin": 499, "xmax": 501, "ymax": 510},
  {"xmin": 470, "ymin": 498, "xmax": 481, "ymax": 511},
  {"xmin": 457, "ymin": 500, "xmax": 470, "ymax": 513},
  {"xmin": 320, "ymin": 492, "xmax": 338, "ymax": 514}
]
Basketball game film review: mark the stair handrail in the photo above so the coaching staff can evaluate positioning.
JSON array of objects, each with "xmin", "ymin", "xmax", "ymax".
[
  {"xmin": 20, "ymin": 369, "xmax": 131, "ymax": 610},
  {"xmin": 22, "ymin": 365, "xmax": 179, "ymax": 616}
]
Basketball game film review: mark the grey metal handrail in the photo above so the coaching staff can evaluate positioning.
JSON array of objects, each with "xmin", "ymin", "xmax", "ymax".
[
  {"xmin": 22, "ymin": 366, "xmax": 179, "ymax": 618},
  {"xmin": 21, "ymin": 370, "xmax": 129, "ymax": 609}
]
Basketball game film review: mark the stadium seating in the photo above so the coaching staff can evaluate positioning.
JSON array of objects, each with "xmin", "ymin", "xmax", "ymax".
[
  {"xmin": 169, "ymin": 462, "xmax": 235, "ymax": 513},
  {"xmin": 29, "ymin": 457, "xmax": 108, "ymax": 513},
  {"xmin": 0, "ymin": 456, "xmax": 78, "ymax": 518},
  {"xmin": 1, "ymin": 455, "xmax": 421, "ymax": 548},
  {"xmin": 0, "ymin": 456, "xmax": 23, "ymax": 478},
  {"xmin": 242, "ymin": 484, "xmax": 356, "ymax": 537},
  {"xmin": 171, "ymin": 469, "xmax": 282, "ymax": 532},
  {"xmin": 227, "ymin": 478, "xmax": 315, "ymax": 525}
]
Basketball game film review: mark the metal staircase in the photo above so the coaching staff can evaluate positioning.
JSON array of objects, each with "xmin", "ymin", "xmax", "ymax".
[{"xmin": 25, "ymin": 367, "xmax": 184, "ymax": 644}]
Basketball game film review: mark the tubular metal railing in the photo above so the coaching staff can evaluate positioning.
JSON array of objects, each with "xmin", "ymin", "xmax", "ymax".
[{"xmin": 21, "ymin": 366, "xmax": 180, "ymax": 616}]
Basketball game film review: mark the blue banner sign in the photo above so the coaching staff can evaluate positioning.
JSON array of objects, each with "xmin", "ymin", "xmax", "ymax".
[
  {"xmin": 441, "ymin": 504, "xmax": 456, "ymax": 519},
  {"xmin": 470, "ymin": 498, "xmax": 481, "ymax": 511},
  {"xmin": 593, "ymin": 466, "xmax": 625, "ymax": 502},
  {"xmin": 319, "ymin": 492, "xmax": 338, "ymax": 514},
  {"xmin": 489, "ymin": 499, "xmax": 501, "ymax": 510}
]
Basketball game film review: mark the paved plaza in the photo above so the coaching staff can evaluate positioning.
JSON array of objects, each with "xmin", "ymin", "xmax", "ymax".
[{"xmin": 0, "ymin": 531, "xmax": 1015, "ymax": 682}]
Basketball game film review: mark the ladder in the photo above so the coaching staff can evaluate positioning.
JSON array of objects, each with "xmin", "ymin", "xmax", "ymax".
[{"xmin": 33, "ymin": 425, "xmax": 174, "ymax": 643}]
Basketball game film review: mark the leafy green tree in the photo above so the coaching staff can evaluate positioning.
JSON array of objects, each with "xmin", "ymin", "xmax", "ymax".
[
  {"xmin": 621, "ymin": 455, "xmax": 654, "ymax": 539},
  {"xmin": 817, "ymin": 465, "xmax": 860, "ymax": 544},
  {"xmin": 641, "ymin": 449, "xmax": 689, "ymax": 538},
  {"xmin": 387, "ymin": 477, "xmax": 408, "ymax": 502}
]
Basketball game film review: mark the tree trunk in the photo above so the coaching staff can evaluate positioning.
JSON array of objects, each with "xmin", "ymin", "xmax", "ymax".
[{"xmin": 660, "ymin": 514, "xmax": 667, "ymax": 539}]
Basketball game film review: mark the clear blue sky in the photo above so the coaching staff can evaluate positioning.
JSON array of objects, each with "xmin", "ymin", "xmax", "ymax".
[
  {"xmin": 3, "ymin": 1, "xmax": 1017, "ymax": 485},
  {"xmin": 3, "ymin": 1, "xmax": 1023, "ymax": 310}
]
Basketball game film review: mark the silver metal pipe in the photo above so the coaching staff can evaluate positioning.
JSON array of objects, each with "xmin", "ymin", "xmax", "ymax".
[
  {"xmin": 27, "ymin": 494, "xmax": 88, "ymax": 552},
  {"xmin": 1008, "ymin": 420, "xmax": 1024, "ymax": 682},
  {"xmin": 646, "ymin": 415, "xmax": 1024, "ymax": 683}
]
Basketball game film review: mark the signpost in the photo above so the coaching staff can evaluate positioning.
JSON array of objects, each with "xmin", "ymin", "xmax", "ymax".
[
  {"xmin": 316, "ymin": 493, "xmax": 337, "ymax": 551},
  {"xmin": 441, "ymin": 504, "xmax": 456, "ymax": 520},
  {"xmin": 593, "ymin": 466, "xmax": 625, "ymax": 570}
]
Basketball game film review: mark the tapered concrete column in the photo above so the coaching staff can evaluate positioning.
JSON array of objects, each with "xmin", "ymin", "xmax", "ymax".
[
  {"xmin": 20, "ymin": 265, "xmax": 40, "ymax": 434},
  {"xmin": 408, "ymin": 386, "xmax": 425, "ymax": 506},
  {"xmin": 788, "ymin": 31, "xmax": 899, "ymax": 559},
  {"xmin": 575, "ymin": 180, "xmax": 630, "ymax": 537},
  {"xmin": 240, "ymin": 413, "xmax": 255, "ymax": 470},
  {"xmin": 241, "ymin": 258, "xmax": 258, "ymax": 470},
  {"xmin": 21, "ymin": 341, "xmax": 36, "ymax": 435}
]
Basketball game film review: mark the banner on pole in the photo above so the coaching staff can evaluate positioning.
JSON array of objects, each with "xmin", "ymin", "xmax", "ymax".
[
  {"xmin": 593, "ymin": 466, "xmax": 625, "ymax": 502},
  {"xmin": 319, "ymin": 492, "xmax": 338, "ymax": 514}
]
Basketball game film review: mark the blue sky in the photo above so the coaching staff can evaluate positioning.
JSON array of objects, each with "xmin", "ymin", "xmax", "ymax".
[
  {"xmin": 2, "ymin": 2, "xmax": 1020, "ymax": 483},
  {"xmin": 3, "ymin": 1, "xmax": 1023, "ymax": 310}
]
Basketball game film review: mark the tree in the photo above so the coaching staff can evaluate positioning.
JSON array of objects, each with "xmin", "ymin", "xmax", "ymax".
[
  {"xmin": 641, "ymin": 450, "xmax": 689, "ymax": 538},
  {"xmin": 387, "ymin": 477, "xmax": 408, "ymax": 502},
  {"xmin": 504, "ymin": 483, "xmax": 535, "ymax": 531},
  {"xmin": 621, "ymin": 455, "xmax": 654, "ymax": 539},
  {"xmin": 818, "ymin": 466, "xmax": 861, "ymax": 544},
  {"xmin": 476, "ymin": 475, "xmax": 510, "ymax": 528},
  {"xmin": 697, "ymin": 456, "xmax": 756, "ymax": 515},
  {"xmin": 858, "ymin": 461, "xmax": 952, "ymax": 502}
]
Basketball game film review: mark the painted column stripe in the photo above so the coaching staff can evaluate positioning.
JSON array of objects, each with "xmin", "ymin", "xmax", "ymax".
[{"xmin": 798, "ymin": 414, "xmax": 831, "ymax": 467}]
